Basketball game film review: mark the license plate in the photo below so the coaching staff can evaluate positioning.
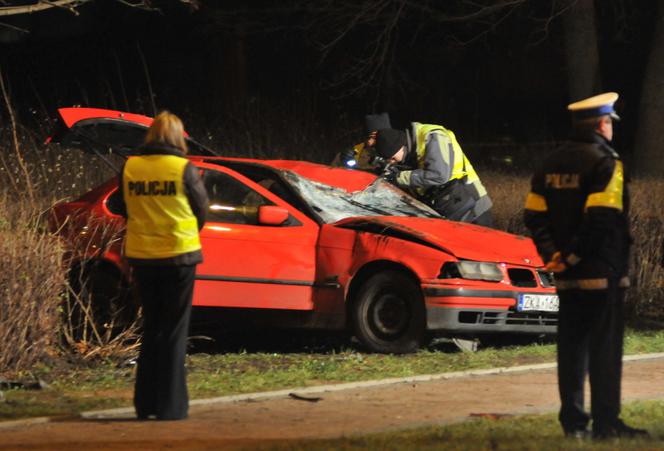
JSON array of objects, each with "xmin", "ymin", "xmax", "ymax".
[{"xmin": 517, "ymin": 294, "xmax": 559, "ymax": 312}]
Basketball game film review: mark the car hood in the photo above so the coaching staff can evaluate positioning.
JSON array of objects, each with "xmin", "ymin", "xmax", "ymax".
[{"xmin": 334, "ymin": 216, "xmax": 543, "ymax": 266}]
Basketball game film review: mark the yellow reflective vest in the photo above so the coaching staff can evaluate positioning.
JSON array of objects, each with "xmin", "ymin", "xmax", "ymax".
[
  {"xmin": 401, "ymin": 122, "xmax": 487, "ymax": 199},
  {"xmin": 123, "ymin": 154, "xmax": 202, "ymax": 260}
]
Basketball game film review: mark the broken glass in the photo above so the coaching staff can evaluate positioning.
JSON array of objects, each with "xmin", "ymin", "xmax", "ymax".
[{"xmin": 281, "ymin": 171, "xmax": 441, "ymax": 224}]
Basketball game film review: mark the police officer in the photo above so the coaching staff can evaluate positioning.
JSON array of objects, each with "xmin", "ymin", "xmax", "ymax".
[
  {"xmin": 117, "ymin": 111, "xmax": 209, "ymax": 421},
  {"xmin": 374, "ymin": 123, "xmax": 493, "ymax": 226},
  {"xmin": 333, "ymin": 112, "xmax": 392, "ymax": 169},
  {"xmin": 524, "ymin": 92, "xmax": 647, "ymax": 439}
]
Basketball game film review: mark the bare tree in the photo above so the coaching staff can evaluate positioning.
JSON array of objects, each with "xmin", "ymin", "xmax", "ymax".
[
  {"xmin": 634, "ymin": 4, "xmax": 664, "ymax": 176},
  {"xmin": 561, "ymin": 0, "xmax": 602, "ymax": 102},
  {"xmin": 0, "ymin": 0, "xmax": 90, "ymax": 17}
]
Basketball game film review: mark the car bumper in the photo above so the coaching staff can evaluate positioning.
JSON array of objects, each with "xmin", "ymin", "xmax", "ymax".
[
  {"xmin": 426, "ymin": 306, "xmax": 557, "ymax": 335},
  {"xmin": 422, "ymin": 285, "xmax": 557, "ymax": 335}
]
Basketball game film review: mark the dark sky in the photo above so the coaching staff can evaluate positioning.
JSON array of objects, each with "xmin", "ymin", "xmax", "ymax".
[{"xmin": 0, "ymin": 1, "xmax": 657, "ymax": 160}]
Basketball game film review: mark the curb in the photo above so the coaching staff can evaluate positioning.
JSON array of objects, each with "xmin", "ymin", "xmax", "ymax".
[
  {"xmin": 2, "ymin": 351, "xmax": 664, "ymax": 429},
  {"xmin": 0, "ymin": 416, "xmax": 50, "ymax": 431}
]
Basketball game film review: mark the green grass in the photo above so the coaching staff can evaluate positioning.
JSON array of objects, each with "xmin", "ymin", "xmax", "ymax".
[
  {"xmin": 256, "ymin": 401, "xmax": 664, "ymax": 450},
  {"xmin": 1, "ymin": 328, "xmax": 663, "ymax": 421}
]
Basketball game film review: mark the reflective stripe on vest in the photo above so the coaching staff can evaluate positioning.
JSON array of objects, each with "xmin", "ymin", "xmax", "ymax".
[
  {"xmin": 123, "ymin": 155, "xmax": 201, "ymax": 259},
  {"xmin": 412, "ymin": 123, "xmax": 486, "ymax": 197},
  {"xmin": 524, "ymin": 192, "xmax": 548, "ymax": 212},
  {"xmin": 585, "ymin": 160, "xmax": 624, "ymax": 212}
]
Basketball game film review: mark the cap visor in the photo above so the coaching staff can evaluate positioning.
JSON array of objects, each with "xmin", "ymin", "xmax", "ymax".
[{"xmin": 610, "ymin": 112, "xmax": 621, "ymax": 121}]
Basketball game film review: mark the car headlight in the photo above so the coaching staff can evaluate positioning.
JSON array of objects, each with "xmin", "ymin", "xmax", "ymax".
[{"xmin": 438, "ymin": 260, "xmax": 503, "ymax": 282}]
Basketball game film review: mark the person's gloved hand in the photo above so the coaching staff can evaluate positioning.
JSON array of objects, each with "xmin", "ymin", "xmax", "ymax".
[
  {"xmin": 383, "ymin": 165, "xmax": 400, "ymax": 185},
  {"xmin": 545, "ymin": 251, "xmax": 567, "ymax": 273}
]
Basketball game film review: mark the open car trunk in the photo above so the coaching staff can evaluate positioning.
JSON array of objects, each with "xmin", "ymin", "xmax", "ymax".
[{"xmin": 47, "ymin": 107, "xmax": 217, "ymax": 159}]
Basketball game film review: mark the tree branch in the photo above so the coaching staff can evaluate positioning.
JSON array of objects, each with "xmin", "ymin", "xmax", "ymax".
[{"xmin": 0, "ymin": 0, "xmax": 90, "ymax": 17}]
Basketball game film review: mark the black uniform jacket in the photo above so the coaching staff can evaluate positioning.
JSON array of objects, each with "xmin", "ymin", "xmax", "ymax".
[{"xmin": 524, "ymin": 132, "xmax": 631, "ymax": 286}]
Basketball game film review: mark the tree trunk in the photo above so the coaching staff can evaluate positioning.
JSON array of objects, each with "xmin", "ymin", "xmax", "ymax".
[
  {"xmin": 633, "ymin": 6, "xmax": 664, "ymax": 176},
  {"xmin": 561, "ymin": 0, "xmax": 601, "ymax": 102},
  {"xmin": 207, "ymin": 27, "xmax": 247, "ymax": 117}
]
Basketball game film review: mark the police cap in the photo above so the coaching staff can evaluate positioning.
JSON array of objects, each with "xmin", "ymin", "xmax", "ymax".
[{"xmin": 568, "ymin": 92, "xmax": 620, "ymax": 121}]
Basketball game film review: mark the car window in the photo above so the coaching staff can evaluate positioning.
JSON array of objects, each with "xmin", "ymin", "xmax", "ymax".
[
  {"xmin": 65, "ymin": 120, "xmax": 148, "ymax": 157},
  {"xmin": 212, "ymin": 161, "xmax": 307, "ymax": 211},
  {"xmin": 63, "ymin": 119, "xmax": 216, "ymax": 157},
  {"xmin": 203, "ymin": 169, "xmax": 276, "ymax": 225}
]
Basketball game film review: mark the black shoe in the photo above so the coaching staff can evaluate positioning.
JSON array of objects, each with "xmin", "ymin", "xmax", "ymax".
[{"xmin": 593, "ymin": 420, "xmax": 649, "ymax": 440}]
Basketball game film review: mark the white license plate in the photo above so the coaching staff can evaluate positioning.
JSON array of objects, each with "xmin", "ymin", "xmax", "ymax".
[{"xmin": 517, "ymin": 294, "xmax": 559, "ymax": 312}]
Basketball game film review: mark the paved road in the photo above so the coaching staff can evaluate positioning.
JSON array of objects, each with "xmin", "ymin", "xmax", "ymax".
[{"xmin": 2, "ymin": 356, "xmax": 664, "ymax": 450}]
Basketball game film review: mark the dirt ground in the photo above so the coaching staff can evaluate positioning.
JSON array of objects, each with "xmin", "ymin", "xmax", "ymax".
[{"xmin": 2, "ymin": 357, "xmax": 664, "ymax": 450}]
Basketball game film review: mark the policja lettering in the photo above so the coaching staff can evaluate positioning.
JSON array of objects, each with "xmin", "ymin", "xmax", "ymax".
[
  {"xmin": 128, "ymin": 180, "xmax": 177, "ymax": 196},
  {"xmin": 545, "ymin": 173, "xmax": 580, "ymax": 189}
]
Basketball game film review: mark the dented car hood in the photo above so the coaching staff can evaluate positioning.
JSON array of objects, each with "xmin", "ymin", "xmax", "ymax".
[{"xmin": 334, "ymin": 216, "xmax": 543, "ymax": 267}]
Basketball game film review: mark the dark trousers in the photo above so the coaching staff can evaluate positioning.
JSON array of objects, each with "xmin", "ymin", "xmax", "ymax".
[
  {"xmin": 132, "ymin": 264, "xmax": 196, "ymax": 420},
  {"xmin": 556, "ymin": 282, "xmax": 624, "ymax": 433}
]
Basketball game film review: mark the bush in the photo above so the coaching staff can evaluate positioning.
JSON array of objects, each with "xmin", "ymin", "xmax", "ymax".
[
  {"xmin": 0, "ymin": 195, "xmax": 65, "ymax": 372},
  {"xmin": 628, "ymin": 178, "xmax": 664, "ymax": 317}
]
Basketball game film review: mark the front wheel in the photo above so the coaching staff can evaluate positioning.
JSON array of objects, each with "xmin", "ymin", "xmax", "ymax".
[{"xmin": 351, "ymin": 271, "xmax": 426, "ymax": 354}]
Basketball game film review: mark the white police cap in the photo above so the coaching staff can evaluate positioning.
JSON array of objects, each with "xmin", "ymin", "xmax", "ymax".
[{"xmin": 568, "ymin": 92, "xmax": 620, "ymax": 121}]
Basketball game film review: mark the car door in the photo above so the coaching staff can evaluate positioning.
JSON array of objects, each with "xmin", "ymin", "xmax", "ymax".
[{"xmin": 194, "ymin": 164, "xmax": 319, "ymax": 310}]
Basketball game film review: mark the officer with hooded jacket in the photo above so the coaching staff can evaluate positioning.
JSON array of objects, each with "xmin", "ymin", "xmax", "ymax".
[
  {"xmin": 374, "ymin": 123, "xmax": 493, "ymax": 226},
  {"xmin": 524, "ymin": 92, "xmax": 647, "ymax": 440}
]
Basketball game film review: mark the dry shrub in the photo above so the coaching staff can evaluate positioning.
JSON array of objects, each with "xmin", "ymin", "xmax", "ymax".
[
  {"xmin": 0, "ymin": 195, "xmax": 65, "ymax": 372},
  {"xmin": 57, "ymin": 215, "xmax": 141, "ymax": 360},
  {"xmin": 480, "ymin": 170, "xmax": 531, "ymax": 235},
  {"xmin": 0, "ymin": 125, "xmax": 139, "ymax": 371},
  {"xmin": 628, "ymin": 177, "xmax": 664, "ymax": 317}
]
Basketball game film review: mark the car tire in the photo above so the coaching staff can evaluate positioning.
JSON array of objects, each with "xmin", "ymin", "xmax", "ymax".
[
  {"xmin": 66, "ymin": 261, "xmax": 137, "ymax": 341},
  {"xmin": 351, "ymin": 271, "xmax": 426, "ymax": 354}
]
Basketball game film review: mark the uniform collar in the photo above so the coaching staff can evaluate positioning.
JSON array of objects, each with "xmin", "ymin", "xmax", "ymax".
[
  {"xmin": 573, "ymin": 130, "xmax": 608, "ymax": 145},
  {"xmin": 573, "ymin": 131, "xmax": 619, "ymax": 158},
  {"xmin": 139, "ymin": 143, "xmax": 186, "ymax": 157}
]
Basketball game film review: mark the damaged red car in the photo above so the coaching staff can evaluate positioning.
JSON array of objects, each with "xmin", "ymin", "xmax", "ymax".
[{"xmin": 49, "ymin": 107, "xmax": 558, "ymax": 353}]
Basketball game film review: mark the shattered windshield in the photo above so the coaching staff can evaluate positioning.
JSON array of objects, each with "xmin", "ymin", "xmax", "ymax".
[{"xmin": 281, "ymin": 171, "xmax": 442, "ymax": 223}]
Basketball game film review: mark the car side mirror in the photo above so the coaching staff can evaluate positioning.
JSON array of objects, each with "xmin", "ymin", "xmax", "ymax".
[{"xmin": 258, "ymin": 205, "xmax": 289, "ymax": 226}]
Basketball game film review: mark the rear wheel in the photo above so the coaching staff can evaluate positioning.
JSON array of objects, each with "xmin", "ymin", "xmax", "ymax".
[{"xmin": 351, "ymin": 271, "xmax": 426, "ymax": 354}]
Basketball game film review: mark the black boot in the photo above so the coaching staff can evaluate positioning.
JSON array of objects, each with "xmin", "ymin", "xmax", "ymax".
[{"xmin": 593, "ymin": 419, "xmax": 649, "ymax": 440}]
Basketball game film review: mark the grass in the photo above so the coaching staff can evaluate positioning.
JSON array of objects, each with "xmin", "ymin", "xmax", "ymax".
[
  {"xmin": 257, "ymin": 401, "xmax": 664, "ymax": 450},
  {"xmin": 1, "ymin": 328, "xmax": 663, "ymax": 421}
]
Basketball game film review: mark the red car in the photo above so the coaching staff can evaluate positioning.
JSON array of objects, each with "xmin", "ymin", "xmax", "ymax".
[{"xmin": 49, "ymin": 107, "xmax": 558, "ymax": 353}]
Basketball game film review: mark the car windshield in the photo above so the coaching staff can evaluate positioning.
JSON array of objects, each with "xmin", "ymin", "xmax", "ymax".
[{"xmin": 281, "ymin": 170, "xmax": 441, "ymax": 223}]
